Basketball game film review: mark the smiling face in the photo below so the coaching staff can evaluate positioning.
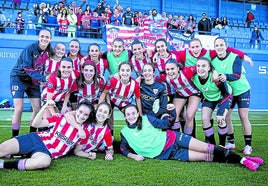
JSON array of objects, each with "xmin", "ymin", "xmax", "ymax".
[
  {"xmin": 196, "ymin": 59, "xmax": 210, "ymax": 79},
  {"xmin": 75, "ymin": 105, "xmax": 91, "ymax": 124},
  {"xmin": 82, "ymin": 64, "xmax": 95, "ymax": 83},
  {"xmin": 69, "ymin": 40, "xmax": 80, "ymax": 57},
  {"xmin": 124, "ymin": 106, "xmax": 139, "ymax": 125},
  {"xmin": 142, "ymin": 64, "xmax": 155, "ymax": 82},
  {"xmin": 119, "ymin": 63, "xmax": 132, "ymax": 82},
  {"xmin": 59, "ymin": 60, "xmax": 73, "ymax": 79},
  {"xmin": 214, "ymin": 38, "xmax": 227, "ymax": 58},
  {"xmin": 155, "ymin": 40, "xmax": 168, "ymax": 57},
  {"xmin": 54, "ymin": 43, "xmax": 66, "ymax": 59},
  {"xmin": 132, "ymin": 43, "xmax": 144, "ymax": 59},
  {"xmin": 165, "ymin": 62, "xmax": 179, "ymax": 80},
  {"xmin": 189, "ymin": 40, "xmax": 202, "ymax": 58},
  {"xmin": 96, "ymin": 104, "xmax": 111, "ymax": 124},
  {"xmin": 38, "ymin": 30, "xmax": 52, "ymax": 50},
  {"xmin": 88, "ymin": 45, "xmax": 100, "ymax": 62},
  {"xmin": 112, "ymin": 40, "xmax": 124, "ymax": 57}
]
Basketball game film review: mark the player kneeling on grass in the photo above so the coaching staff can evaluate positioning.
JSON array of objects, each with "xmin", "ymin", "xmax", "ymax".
[
  {"xmin": 0, "ymin": 100, "xmax": 94, "ymax": 171},
  {"xmin": 120, "ymin": 104, "xmax": 264, "ymax": 171},
  {"xmin": 71, "ymin": 102, "xmax": 114, "ymax": 160}
]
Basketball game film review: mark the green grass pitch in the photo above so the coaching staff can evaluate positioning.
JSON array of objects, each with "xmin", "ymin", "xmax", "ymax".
[{"xmin": 0, "ymin": 111, "xmax": 267, "ymax": 185}]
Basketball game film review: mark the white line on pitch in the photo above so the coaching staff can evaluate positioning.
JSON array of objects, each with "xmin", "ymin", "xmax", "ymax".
[{"xmin": 1, "ymin": 124, "xmax": 268, "ymax": 128}]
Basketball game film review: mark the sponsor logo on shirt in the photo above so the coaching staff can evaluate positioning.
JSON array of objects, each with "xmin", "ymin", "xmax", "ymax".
[{"xmin": 55, "ymin": 131, "xmax": 75, "ymax": 146}]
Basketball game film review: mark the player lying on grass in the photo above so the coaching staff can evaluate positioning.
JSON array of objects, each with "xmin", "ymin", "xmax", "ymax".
[
  {"xmin": 0, "ymin": 100, "xmax": 94, "ymax": 171},
  {"xmin": 120, "ymin": 104, "xmax": 264, "ymax": 171}
]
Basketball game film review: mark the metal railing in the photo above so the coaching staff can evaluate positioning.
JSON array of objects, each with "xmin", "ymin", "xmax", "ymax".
[
  {"xmin": 1, "ymin": 21, "xmax": 267, "ymax": 50},
  {"xmin": 0, "ymin": 20, "xmax": 105, "ymax": 39}
]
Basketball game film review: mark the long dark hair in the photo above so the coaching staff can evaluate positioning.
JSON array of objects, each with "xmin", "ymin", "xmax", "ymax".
[
  {"xmin": 155, "ymin": 38, "xmax": 169, "ymax": 53},
  {"xmin": 77, "ymin": 101, "xmax": 96, "ymax": 124},
  {"xmin": 67, "ymin": 39, "xmax": 83, "ymax": 57},
  {"xmin": 77, "ymin": 61, "xmax": 101, "ymax": 90},
  {"xmin": 124, "ymin": 104, "xmax": 142, "ymax": 130},
  {"xmin": 87, "ymin": 43, "xmax": 101, "ymax": 59},
  {"xmin": 118, "ymin": 62, "xmax": 132, "ymax": 80},
  {"xmin": 39, "ymin": 28, "xmax": 53, "ymax": 57}
]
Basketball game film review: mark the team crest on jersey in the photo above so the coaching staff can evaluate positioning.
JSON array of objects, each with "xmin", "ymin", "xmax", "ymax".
[
  {"xmin": 47, "ymin": 82, "xmax": 53, "ymax": 89},
  {"xmin": 153, "ymin": 89, "xmax": 158, "ymax": 95}
]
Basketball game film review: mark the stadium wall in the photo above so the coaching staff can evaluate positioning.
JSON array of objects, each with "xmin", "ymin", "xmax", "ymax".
[{"xmin": 0, "ymin": 34, "xmax": 267, "ymax": 110}]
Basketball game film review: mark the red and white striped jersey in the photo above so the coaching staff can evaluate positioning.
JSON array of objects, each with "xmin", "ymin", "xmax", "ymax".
[
  {"xmin": 72, "ymin": 56, "xmax": 82, "ymax": 72},
  {"xmin": 77, "ymin": 78, "xmax": 105, "ymax": 103},
  {"xmin": 83, "ymin": 57, "xmax": 109, "ymax": 76},
  {"xmin": 42, "ymin": 70, "xmax": 80, "ymax": 102},
  {"xmin": 161, "ymin": 66, "xmax": 198, "ymax": 97},
  {"xmin": 129, "ymin": 55, "xmax": 152, "ymax": 77},
  {"xmin": 37, "ymin": 115, "xmax": 88, "ymax": 159},
  {"xmin": 79, "ymin": 124, "xmax": 113, "ymax": 152},
  {"xmin": 154, "ymin": 52, "xmax": 179, "ymax": 73},
  {"xmin": 106, "ymin": 77, "xmax": 141, "ymax": 108},
  {"xmin": 45, "ymin": 58, "xmax": 60, "ymax": 75}
]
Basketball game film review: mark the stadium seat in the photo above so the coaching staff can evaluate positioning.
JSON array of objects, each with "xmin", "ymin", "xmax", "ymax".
[{"xmin": 2, "ymin": 0, "xmax": 13, "ymax": 10}]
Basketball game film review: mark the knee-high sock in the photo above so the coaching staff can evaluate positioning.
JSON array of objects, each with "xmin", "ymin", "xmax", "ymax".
[
  {"xmin": 244, "ymin": 135, "xmax": 252, "ymax": 146},
  {"xmin": 3, "ymin": 159, "xmax": 26, "ymax": 170},
  {"xmin": 212, "ymin": 145, "xmax": 242, "ymax": 163},
  {"xmin": 218, "ymin": 125, "xmax": 228, "ymax": 146},
  {"xmin": 203, "ymin": 125, "xmax": 216, "ymax": 145},
  {"xmin": 12, "ymin": 123, "xmax": 20, "ymax": 137},
  {"xmin": 226, "ymin": 133, "xmax": 235, "ymax": 144}
]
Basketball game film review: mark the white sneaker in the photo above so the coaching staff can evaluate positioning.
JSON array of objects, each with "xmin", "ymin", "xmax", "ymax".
[
  {"xmin": 243, "ymin": 145, "xmax": 253, "ymax": 155},
  {"xmin": 225, "ymin": 142, "xmax": 236, "ymax": 150}
]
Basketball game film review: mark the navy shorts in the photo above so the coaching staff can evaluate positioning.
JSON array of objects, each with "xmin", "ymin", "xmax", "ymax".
[
  {"xmin": 10, "ymin": 76, "xmax": 41, "ymax": 99},
  {"xmin": 231, "ymin": 90, "xmax": 250, "ymax": 109},
  {"xmin": 15, "ymin": 132, "xmax": 52, "ymax": 158},
  {"xmin": 202, "ymin": 96, "xmax": 232, "ymax": 116},
  {"xmin": 169, "ymin": 132, "xmax": 191, "ymax": 161}
]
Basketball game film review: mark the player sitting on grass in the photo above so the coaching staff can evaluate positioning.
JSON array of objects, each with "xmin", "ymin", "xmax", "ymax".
[{"xmin": 0, "ymin": 100, "xmax": 94, "ymax": 171}]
